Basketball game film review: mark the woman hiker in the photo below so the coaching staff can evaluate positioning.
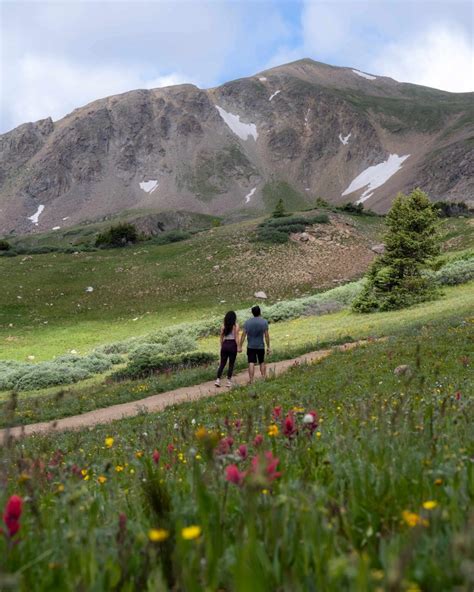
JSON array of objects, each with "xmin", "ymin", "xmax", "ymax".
[{"xmin": 215, "ymin": 311, "xmax": 241, "ymax": 387}]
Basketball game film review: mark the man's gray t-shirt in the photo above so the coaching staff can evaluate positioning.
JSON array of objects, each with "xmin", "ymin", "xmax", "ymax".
[{"xmin": 244, "ymin": 317, "xmax": 269, "ymax": 349}]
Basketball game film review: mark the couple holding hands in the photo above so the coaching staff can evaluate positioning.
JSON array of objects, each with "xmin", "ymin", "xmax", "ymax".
[{"xmin": 215, "ymin": 305, "xmax": 271, "ymax": 387}]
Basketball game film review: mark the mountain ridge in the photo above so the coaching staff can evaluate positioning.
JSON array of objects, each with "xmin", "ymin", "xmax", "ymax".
[{"xmin": 1, "ymin": 58, "xmax": 472, "ymax": 234}]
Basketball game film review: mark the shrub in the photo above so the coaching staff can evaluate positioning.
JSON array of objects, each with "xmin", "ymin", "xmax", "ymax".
[
  {"xmin": 254, "ymin": 213, "xmax": 329, "ymax": 244},
  {"xmin": 147, "ymin": 231, "xmax": 191, "ymax": 246},
  {"xmin": 163, "ymin": 334, "xmax": 198, "ymax": 356},
  {"xmin": 13, "ymin": 364, "xmax": 90, "ymax": 391},
  {"xmin": 353, "ymin": 189, "xmax": 440, "ymax": 312},
  {"xmin": 434, "ymin": 257, "xmax": 474, "ymax": 285},
  {"xmin": 113, "ymin": 351, "xmax": 217, "ymax": 381},
  {"xmin": 0, "ymin": 353, "xmax": 121, "ymax": 392},
  {"xmin": 336, "ymin": 202, "xmax": 378, "ymax": 216},
  {"xmin": 433, "ymin": 201, "xmax": 472, "ymax": 218},
  {"xmin": 129, "ymin": 343, "xmax": 167, "ymax": 358},
  {"xmin": 272, "ymin": 198, "xmax": 288, "ymax": 218},
  {"xmin": 0, "ymin": 239, "xmax": 11, "ymax": 251},
  {"xmin": 309, "ymin": 213, "xmax": 330, "ymax": 224},
  {"xmin": 95, "ymin": 223, "xmax": 139, "ymax": 248}
]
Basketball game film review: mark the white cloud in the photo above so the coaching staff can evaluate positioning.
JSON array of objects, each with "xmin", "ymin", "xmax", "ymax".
[
  {"xmin": 2, "ymin": 55, "xmax": 193, "ymax": 131},
  {"xmin": 370, "ymin": 26, "xmax": 474, "ymax": 92}
]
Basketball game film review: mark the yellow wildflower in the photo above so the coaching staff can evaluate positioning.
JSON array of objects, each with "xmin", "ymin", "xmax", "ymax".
[
  {"xmin": 434, "ymin": 478, "xmax": 443, "ymax": 486},
  {"xmin": 292, "ymin": 406, "xmax": 305, "ymax": 413},
  {"xmin": 135, "ymin": 451, "xmax": 144, "ymax": 459},
  {"xmin": 402, "ymin": 511, "xmax": 428, "ymax": 528},
  {"xmin": 97, "ymin": 475, "xmax": 107, "ymax": 484},
  {"xmin": 115, "ymin": 465, "xmax": 124, "ymax": 472},
  {"xmin": 261, "ymin": 489, "xmax": 269, "ymax": 495},
  {"xmin": 195, "ymin": 454, "xmax": 202, "ymax": 460},
  {"xmin": 422, "ymin": 500, "xmax": 438, "ymax": 510},
  {"xmin": 195, "ymin": 427, "xmax": 208, "ymax": 440},
  {"xmin": 181, "ymin": 525, "xmax": 202, "ymax": 540},
  {"xmin": 316, "ymin": 432, "xmax": 322, "ymax": 438},
  {"xmin": 56, "ymin": 484, "xmax": 65, "ymax": 493},
  {"xmin": 148, "ymin": 528, "xmax": 170, "ymax": 542},
  {"xmin": 267, "ymin": 424, "xmax": 279, "ymax": 437},
  {"xmin": 105, "ymin": 437, "xmax": 114, "ymax": 448}
]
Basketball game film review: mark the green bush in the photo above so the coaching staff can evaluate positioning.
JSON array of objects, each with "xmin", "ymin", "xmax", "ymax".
[
  {"xmin": 113, "ymin": 351, "xmax": 217, "ymax": 381},
  {"xmin": 433, "ymin": 200, "xmax": 472, "ymax": 218},
  {"xmin": 0, "ymin": 239, "xmax": 11, "ymax": 251},
  {"xmin": 147, "ymin": 231, "xmax": 191, "ymax": 246},
  {"xmin": 336, "ymin": 202, "xmax": 378, "ymax": 216},
  {"xmin": 95, "ymin": 223, "xmax": 139, "ymax": 248},
  {"xmin": 0, "ymin": 353, "xmax": 121, "ymax": 392},
  {"xmin": 255, "ymin": 213, "xmax": 329, "ymax": 244},
  {"xmin": 434, "ymin": 256, "xmax": 474, "ymax": 285},
  {"xmin": 163, "ymin": 334, "xmax": 198, "ymax": 356}
]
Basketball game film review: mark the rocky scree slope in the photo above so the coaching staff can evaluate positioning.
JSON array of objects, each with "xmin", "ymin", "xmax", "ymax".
[{"xmin": 0, "ymin": 58, "xmax": 472, "ymax": 234}]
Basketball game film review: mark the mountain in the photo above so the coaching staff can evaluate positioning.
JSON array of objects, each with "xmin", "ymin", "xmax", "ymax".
[{"xmin": 0, "ymin": 58, "xmax": 473, "ymax": 234}]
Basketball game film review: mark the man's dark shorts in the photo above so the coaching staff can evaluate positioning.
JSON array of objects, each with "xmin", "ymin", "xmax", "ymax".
[{"xmin": 247, "ymin": 348, "xmax": 265, "ymax": 364}]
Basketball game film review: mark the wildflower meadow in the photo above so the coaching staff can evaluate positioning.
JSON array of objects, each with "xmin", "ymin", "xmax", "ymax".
[{"xmin": 0, "ymin": 318, "xmax": 472, "ymax": 591}]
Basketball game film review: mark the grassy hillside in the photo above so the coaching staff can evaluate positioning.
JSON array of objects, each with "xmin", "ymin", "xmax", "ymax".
[
  {"xmin": 1, "ymin": 315, "xmax": 471, "ymax": 590},
  {"xmin": 0, "ymin": 210, "xmax": 385, "ymax": 360},
  {"xmin": 1, "ymin": 212, "xmax": 470, "ymax": 362}
]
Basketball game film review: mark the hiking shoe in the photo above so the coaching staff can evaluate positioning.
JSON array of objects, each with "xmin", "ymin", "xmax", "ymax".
[
  {"xmin": 215, "ymin": 378, "xmax": 221, "ymax": 387},
  {"xmin": 226, "ymin": 379, "xmax": 233, "ymax": 388}
]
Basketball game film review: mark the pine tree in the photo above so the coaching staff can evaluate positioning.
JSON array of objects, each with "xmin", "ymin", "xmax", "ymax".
[
  {"xmin": 353, "ymin": 189, "xmax": 440, "ymax": 312},
  {"xmin": 272, "ymin": 198, "xmax": 286, "ymax": 218}
]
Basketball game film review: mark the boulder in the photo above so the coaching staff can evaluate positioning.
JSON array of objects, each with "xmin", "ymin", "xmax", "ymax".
[
  {"xmin": 371, "ymin": 244, "xmax": 385, "ymax": 254},
  {"xmin": 254, "ymin": 291, "xmax": 267, "ymax": 299},
  {"xmin": 394, "ymin": 364, "xmax": 412, "ymax": 377}
]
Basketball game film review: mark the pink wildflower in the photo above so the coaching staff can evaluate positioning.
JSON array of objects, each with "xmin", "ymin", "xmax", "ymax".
[
  {"xmin": 225, "ymin": 464, "xmax": 246, "ymax": 486},
  {"xmin": 3, "ymin": 495, "xmax": 23, "ymax": 538}
]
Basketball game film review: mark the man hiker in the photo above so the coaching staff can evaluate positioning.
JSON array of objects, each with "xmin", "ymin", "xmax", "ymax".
[{"xmin": 239, "ymin": 305, "xmax": 271, "ymax": 383}]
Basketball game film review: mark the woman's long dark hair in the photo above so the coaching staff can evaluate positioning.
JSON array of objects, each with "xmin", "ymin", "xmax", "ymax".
[{"xmin": 223, "ymin": 311, "xmax": 237, "ymax": 336}]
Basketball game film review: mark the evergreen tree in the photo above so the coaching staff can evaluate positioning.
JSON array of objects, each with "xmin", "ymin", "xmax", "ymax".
[
  {"xmin": 272, "ymin": 198, "xmax": 287, "ymax": 218},
  {"xmin": 353, "ymin": 189, "xmax": 440, "ymax": 312}
]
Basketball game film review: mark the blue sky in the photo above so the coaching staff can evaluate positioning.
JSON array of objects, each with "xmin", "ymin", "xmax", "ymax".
[{"xmin": 1, "ymin": 0, "xmax": 473, "ymax": 132}]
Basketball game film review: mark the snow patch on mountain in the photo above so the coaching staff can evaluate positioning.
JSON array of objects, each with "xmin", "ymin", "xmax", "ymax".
[
  {"xmin": 339, "ymin": 132, "xmax": 351, "ymax": 145},
  {"xmin": 258, "ymin": 77, "xmax": 267, "ymax": 82},
  {"xmin": 352, "ymin": 69, "xmax": 377, "ymax": 81},
  {"xmin": 215, "ymin": 106, "xmax": 258, "ymax": 141},
  {"xmin": 28, "ymin": 205, "xmax": 45, "ymax": 225},
  {"xmin": 244, "ymin": 187, "xmax": 256, "ymax": 203},
  {"xmin": 139, "ymin": 180, "xmax": 159, "ymax": 194},
  {"xmin": 269, "ymin": 90, "xmax": 281, "ymax": 101},
  {"xmin": 342, "ymin": 154, "xmax": 410, "ymax": 204}
]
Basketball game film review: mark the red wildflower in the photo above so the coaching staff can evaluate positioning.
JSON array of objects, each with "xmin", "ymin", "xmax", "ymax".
[
  {"xmin": 272, "ymin": 406, "xmax": 282, "ymax": 419},
  {"xmin": 167, "ymin": 444, "xmax": 175, "ymax": 454},
  {"xmin": 237, "ymin": 444, "xmax": 248, "ymax": 460},
  {"xmin": 3, "ymin": 495, "xmax": 23, "ymax": 538},
  {"xmin": 216, "ymin": 436, "xmax": 234, "ymax": 456},
  {"xmin": 282, "ymin": 413, "xmax": 297, "ymax": 438},
  {"xmin": 455, "ymin": 391, "xmax": 461, "ymax": 401},
  {"xmin": 253, "ymin": 434, "xmax": 264, "ymax": 447},
  {"xmin": 234, "ymin": 419, "xmax": 242, "ymax": 432},
  {"xmin": 225, "ymin": 464, "xmax": 246, "ymax": 486},
  {"xmin": 251, "ymin": 451, "xmax": 281, "ymax": 483},
  {"xmin": 152, "ymin": 449, "xmax": 161, "ymax": 464}
]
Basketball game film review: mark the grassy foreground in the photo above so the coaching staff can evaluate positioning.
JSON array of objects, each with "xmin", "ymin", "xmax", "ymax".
[{"xmin": 0, "ymin": 316, "xmax": 472, "ymax": 590}]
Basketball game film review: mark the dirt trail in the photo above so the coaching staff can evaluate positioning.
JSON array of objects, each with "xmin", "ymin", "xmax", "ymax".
[{"xmin": 0, "ymin": 341, "xmax": 368, "ymax": 444}]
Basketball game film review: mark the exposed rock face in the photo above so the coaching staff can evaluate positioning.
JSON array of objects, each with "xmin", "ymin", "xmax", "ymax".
[{"xmin": 0, "ymin": 58, "xmax": 472, "ymax": 234}]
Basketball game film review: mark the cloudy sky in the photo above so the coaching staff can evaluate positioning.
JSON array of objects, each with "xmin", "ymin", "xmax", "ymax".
[{"xmin": 1, "ymin": 0, "xmax": 473, "ymax": 132}]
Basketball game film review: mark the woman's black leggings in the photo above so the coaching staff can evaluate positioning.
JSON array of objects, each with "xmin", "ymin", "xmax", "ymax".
[{"xmin": 217, "ymin": 340, "xmax": 238, "ymax": 379}]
